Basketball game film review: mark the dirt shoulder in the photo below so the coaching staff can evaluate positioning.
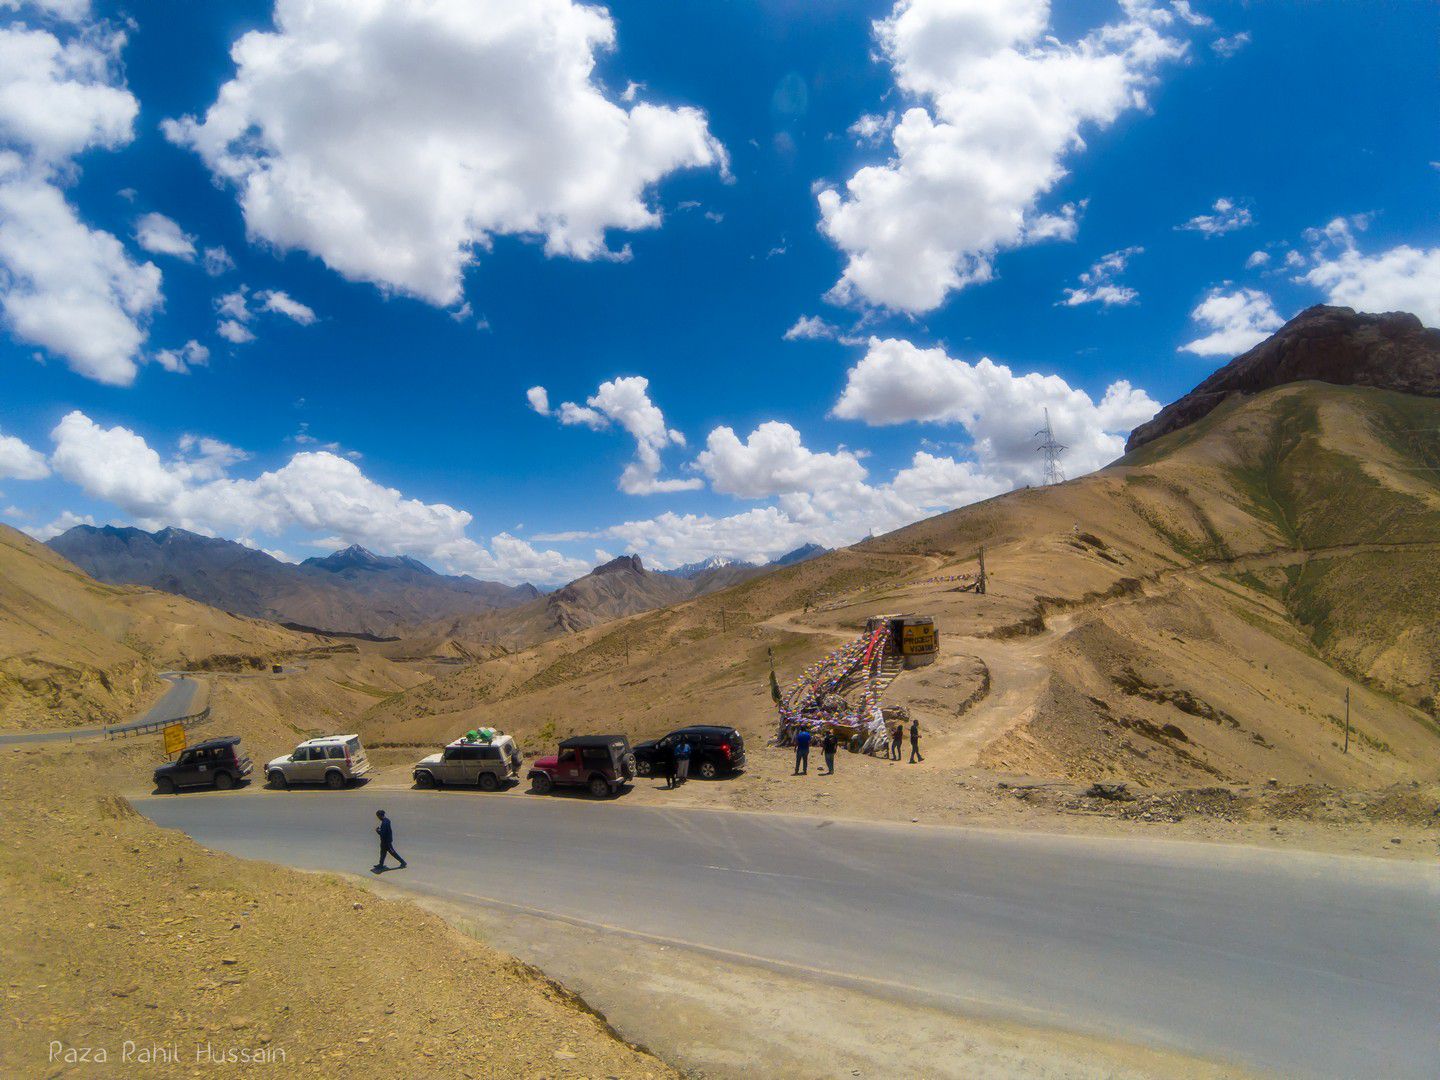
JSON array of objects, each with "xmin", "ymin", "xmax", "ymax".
[{"xmin": 0, "ymin": 743, "xmax": 670, "ymax": 1079}]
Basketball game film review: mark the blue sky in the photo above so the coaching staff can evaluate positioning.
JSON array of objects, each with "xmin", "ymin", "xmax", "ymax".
[{"xmin": 1, "ymin": 0, "xmax": 1437, "ymax": 583}]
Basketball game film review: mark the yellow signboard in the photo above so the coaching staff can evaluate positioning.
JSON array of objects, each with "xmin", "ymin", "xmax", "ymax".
[
  {"xmin": 900, "ymin": 622, "xmax": 938, "ymax": 655},
  {"xmin": 163, "ymin": 722, "xmax": 186, "ymax": 756}
]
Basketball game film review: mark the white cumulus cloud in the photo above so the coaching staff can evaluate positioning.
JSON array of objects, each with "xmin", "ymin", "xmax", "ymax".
[
  {"xmin": 153, "ymin": 339, "xmax": 209, "ymax": 374},
  {"xmin": 1178, "ymin": 286, "xmax": 1284, "ymax": 356},
  {"xmin": 46, "ymin": 410, "xmax": 587, "ymax": 584},
  {"xmin": 0, "ymin": 425, "xmax": 49, "ymax": 479},
  {"xmin": 816, "ymin": 0, "xmax": 1187, "ymax": 313},
  {"xmin": 0, "ymin": 162, "xmax": 161, "ymax": 384},
  {"xmin": 163, "ymin": 0, "xmax": 726, "ymax": 307},
  {"xmin": 696, "ymin": 422, "xmax": 867, "ymax": 498},
  {"xmin": 1060, "ymin": 246, "xmax": 1142, "ymax": 307},
  {"xmin": 831, "ymin": 337, "xmax": 1159, "ymax": 484},
  {"xmin": 134, "ymin": 211, "xmax": 196, "ymax": 260},
  {"xmin": 1176, "ymin": 196, "xmax": 1253, "ymax": 237},
  {"xmin": 0, "ymin": 18, "xmax": 160, "ymax": 384},
  {"xmin": 1301, "ymin": 227, "xmax": 1440, "ymax": 326},
  {"xmin": 255, "ymin": 289, "xmax": 316, "ymax": 325},
  {"xmin": 536, "ymin": 376, "xmax": 701, "ymax": 495}
]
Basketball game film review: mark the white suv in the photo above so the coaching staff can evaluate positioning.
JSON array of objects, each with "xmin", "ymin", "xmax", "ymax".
[{"xmin": 266, "ymin": 734, "xmax": 372, "ymax": 790}]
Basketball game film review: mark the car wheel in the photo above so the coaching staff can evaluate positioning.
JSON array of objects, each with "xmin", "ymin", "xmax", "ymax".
[
  {"xmin": 156, "ymin": 776, "xmax": 176, "ymax": 795},
  {"xmin": 634, "ymin": 757, "xmax": 652, "ymax": 777},
  {"xmin": 324, "ymin": 770, "xmax": 345, "ymax": 790},
  {"xmin": 588, "ymin": 775, "xmax": 612, "ymax": 798},
  {"xmin": 214, "ymin": 771, "xmax": 234, "ymax": 791},
  {"xmin": 413, "ymin": 771, "xmax": 434, "ymax": 789},
  {"xmin": 267, "ymin": 770, "xmax": 288, "ymax": 790},
  {"xmin": 478, "ymin": 772, "xmax": 499, "ymax": 792},
  {"xmin": 531, "ymin": 773, "xmax": 553, "ymax": 795}
]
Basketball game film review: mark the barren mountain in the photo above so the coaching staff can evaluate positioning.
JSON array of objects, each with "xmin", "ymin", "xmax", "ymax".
[
  {"xmin": 47, "ymin": 527, "xmax": 539, "ymax": 636},
  {"xmin": 1128, "ymin": 305, "xmax": 1440, "ymax": 450},
  {"xmin": 0, "ymin": 526, "xmax": 313, "ymax": 731},
  {"xmin": 365, "ymin": 373, "xmax": 1440, "ymax": 795}
]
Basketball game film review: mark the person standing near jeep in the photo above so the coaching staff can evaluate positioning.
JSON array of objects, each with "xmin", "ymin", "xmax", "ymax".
[
  {"xmin": 674, "ymin": 738, "xmax": 692, "ymax": 784},
  {"xmin": 822, "ymin": 728, "xmax": 837, "ymax": 774},
  {"xmin": 375, "ymin": 810, "xmax": 406, "ymax": 870}
]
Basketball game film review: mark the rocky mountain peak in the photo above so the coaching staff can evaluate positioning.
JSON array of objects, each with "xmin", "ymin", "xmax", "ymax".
[
  {"xmin": 591, "ymin": 554, "xmax": 645, "ymax": 576},
  {"xmin": 1127, "ymin": 305, "xmax": 1440, "ymax": 452}
]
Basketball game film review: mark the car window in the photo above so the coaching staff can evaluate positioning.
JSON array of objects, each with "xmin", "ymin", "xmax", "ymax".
[
  {"xmin": 326, "ymin": 745, "xmax": 345, "ymax": 759},
  {"xmin": 292, "ymin": 747, "xmax": 310, "ymax": 762},
  {"xmin": 559, "ymin": 749, "xmax": 577, "ymax": 764},
  {"xmin": 581, "ymin": 748, "xmax": 609, "ymax": 768},
  {"xmin": 345, "ymin": 737, "xmax": 361, "ymax": 755},
  {"xmin": 177, "ymin": 750, "xmax": 194, "ymax": 765},
  {"xmin": 479, "ymin": 747, "xmax": 501, "ymax": 760}
]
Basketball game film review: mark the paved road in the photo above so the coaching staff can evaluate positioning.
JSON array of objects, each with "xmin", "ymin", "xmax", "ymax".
[
  {"xmin": 136, "ymin": 791, "xmax": 1440, "ymax": 1078},
  {"xmin": 0, "ymin": 674, "xmax": 201, "ymax": 745}
]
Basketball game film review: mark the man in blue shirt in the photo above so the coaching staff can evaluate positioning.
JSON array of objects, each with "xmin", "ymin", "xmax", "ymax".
[
  {"xmin": 375, "ymin": 809, "xmax": 406, "ymax": 870},
  {"xmin": 674, "ymin": 738, "xmax": 692, "ymax": 784},
  {"xmin": 793, "ymin": 727, "xmax": 811, "ymax": 775}
]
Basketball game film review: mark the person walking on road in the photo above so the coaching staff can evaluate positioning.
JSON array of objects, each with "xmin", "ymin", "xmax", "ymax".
[
  {"xmin": 890, "ymin": 722, "xmax": 903, "ymax": 761},
  {"xmin": 794, "ymin": 727, "xmax": 812, "ymax": 775},
  {"xmin": 909, "ymin": 717, "xmax": 924, "ymax": 763},
  {"xmin": 674, "ymin": 738, "xmax": 692, "ymax": 784},
  {"xmin": 822, "ymin": 728, "xmax": 837, "ymax": 775},
  {"xmin": 375, "ymin": 810, "xmax": 406, "ymax": 870}
]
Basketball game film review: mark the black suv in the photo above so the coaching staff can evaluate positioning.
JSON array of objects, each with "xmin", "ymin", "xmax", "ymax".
[
  {"xmin": 153, "ymin": 736, "xmax": 253, "ymax": 794},
  {"xmin": 633, "ymin": 726, "xmax": 745, "ymax": 780}
]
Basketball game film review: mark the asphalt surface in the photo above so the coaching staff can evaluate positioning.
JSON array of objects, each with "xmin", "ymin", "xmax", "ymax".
[
  {"xmin": 0, "ymin": 673, "xmax": 201, "ymax": 745},
  {"xmin": 136, "ymin": 790, "xmax": 1440, "ymax": 1078}
]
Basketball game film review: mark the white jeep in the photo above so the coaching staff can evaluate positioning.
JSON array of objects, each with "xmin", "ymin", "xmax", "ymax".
[
  {"xmin": 413, "ymin": 734, "xmax": 521, "ymax": 791},
  {"xmin": 266, "ymin": 734, "xmax": 371, "ymax": 790}
]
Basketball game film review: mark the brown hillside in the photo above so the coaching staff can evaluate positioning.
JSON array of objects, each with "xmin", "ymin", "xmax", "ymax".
[
  {"xmin": 0, "ymin": 526, "xmax": 317, "ymax": 731},
  {"xmin": 1127, "ymin": 305, "xmax": 1440, "ymax": 451},
  {"xmin": 364, "ymin": 382, "xmax": 1440, "ymax": 794}
]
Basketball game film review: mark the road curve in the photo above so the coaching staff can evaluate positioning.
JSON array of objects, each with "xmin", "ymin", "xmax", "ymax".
[
  {"xmin": 135, "ymin": 790, "xmax": 1440, "ymax": 1078},
  {"xmin": 0, "ymin": 673, "xmax": 202, "ymax": 745}
]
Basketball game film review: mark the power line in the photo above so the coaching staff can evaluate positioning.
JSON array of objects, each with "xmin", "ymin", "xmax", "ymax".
[{"xmin": 1035, "ymin": 407, "xmax": 1066, "ymax": 485}]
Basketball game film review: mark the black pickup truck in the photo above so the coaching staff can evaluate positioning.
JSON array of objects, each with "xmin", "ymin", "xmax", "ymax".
[{"xmin": 153, "ymin": 736, "xmax": 253, "ymax": 793}]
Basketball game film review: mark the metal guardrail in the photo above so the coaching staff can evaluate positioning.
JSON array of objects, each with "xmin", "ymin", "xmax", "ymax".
[{"xmin": 105, "ymin": 706, "xmax": 212, "ymax": 740}]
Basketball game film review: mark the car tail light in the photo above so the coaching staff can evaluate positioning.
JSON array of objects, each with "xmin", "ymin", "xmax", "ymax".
[{"xmin": 721, "ymin": 742, "xmax": 731, "ymax": 757}]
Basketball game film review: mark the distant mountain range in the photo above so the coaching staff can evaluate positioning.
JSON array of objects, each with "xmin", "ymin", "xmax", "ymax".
[
  {"xmin": 47, "ymin": 527, "xmax": 538, "ymax": 637},
  {"xmin": 45, "ymin": 526, "xmax": 829, "ymax": 645},
  {"xmin": 659, "ymin": 543, "xmax": 828, "ymax": 580}
]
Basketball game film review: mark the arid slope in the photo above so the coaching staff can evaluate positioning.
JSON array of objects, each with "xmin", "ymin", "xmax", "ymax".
[
  {"xmin": 365, "ymin": 383, "xmax": 1440, "ymax": 792},
  {"xmin": 0, "ymin": 526, "xmax": 318, "ymax": 731}
]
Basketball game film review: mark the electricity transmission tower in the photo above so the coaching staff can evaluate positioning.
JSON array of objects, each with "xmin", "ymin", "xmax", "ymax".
[{"xmin": 1035, "ymin": 408, "xmax": 1066, "ymax": 486}]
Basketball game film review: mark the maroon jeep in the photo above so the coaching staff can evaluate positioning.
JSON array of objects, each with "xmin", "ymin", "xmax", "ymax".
[{"xmin": 528, "ymin": 735, "xmax": 636, "ymax": 798}]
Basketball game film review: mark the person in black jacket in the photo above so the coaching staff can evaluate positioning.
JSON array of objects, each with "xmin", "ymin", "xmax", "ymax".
[
  {"xmin": 821, "ymin": 729, "xmax": 838, "ymax": 774},
  {"xmin": 909, "ymin": 717, "xmax": 924, "ymax": 763},
  {"xmin": 375, "ymin": 810, "xmax": 406, "ymax": 870}
]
